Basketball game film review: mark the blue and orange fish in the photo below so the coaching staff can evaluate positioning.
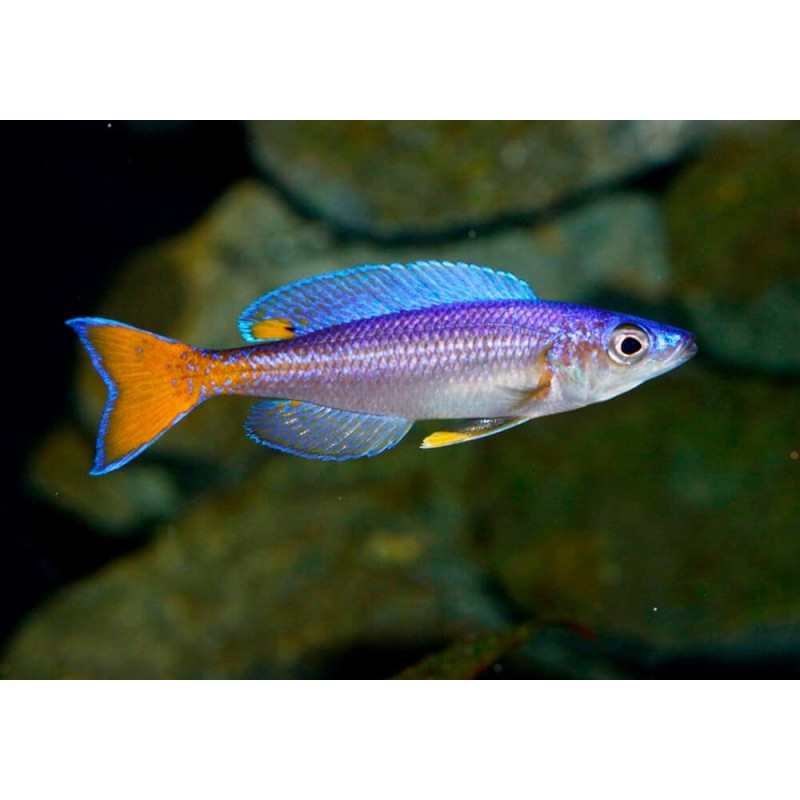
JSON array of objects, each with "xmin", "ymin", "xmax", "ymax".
[{"xmin": 67, "ymin": 260, "xmax": 697, "ymax": 475}]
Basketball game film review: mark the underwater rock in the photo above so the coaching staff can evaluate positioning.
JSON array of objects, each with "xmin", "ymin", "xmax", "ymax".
[
  {"xmin": 5, "ymin": 443, "xmax": 507, "ymax": 678},
  {"xmin": 665, "ymin": 123, "xmax": 800, "ymax": 373},
  {"xmin": 15, "ymin": 361, "xmax": 796, "ymax": 677},
  {"xmin": 394, "ymin": 621, "xmax": 542, "ymax": 679},
  {"xmin": 685, "ymin": 282, "xmax": 800, "ymax": 374},
  {"xmin": 38, "ymin": 181, "xmax": 671, "ymax": 533},
  {"xmin": 27, "ymin": 426, "xmax": 180, "ymax": 535},
  {"xmin": 247, "ymin": 121, "xmax": 719, "ymax": 238},
  {"xmin": 488, "ymin": 192, "xmax": 672, "ymax": 303},
  {"xmin": 19, "ymin": 122, "xmax": 800, "ymax": 677},
  {"xmin": 476, "ymin": 363, "xmax": 800, "ymax": 650}
]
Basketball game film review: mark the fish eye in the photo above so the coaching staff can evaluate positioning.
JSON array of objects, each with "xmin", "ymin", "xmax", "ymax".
[
  {"xmin": 608, "ymin": 324, "xmax": 650, "ymax": 365},
  {"xmin": 620, "ymin": 336, "xmax": 642, "ymax": 355}
]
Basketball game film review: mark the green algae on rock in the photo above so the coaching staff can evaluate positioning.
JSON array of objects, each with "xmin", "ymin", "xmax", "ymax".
[
  {"xmin": 247, "ymin": 121, "xmax": 716, "ymax": 238},
  {"xmin": 665, "ymin": 123, "xmax": 800, "ymax": 373},
  {"xmin": 394, "ymin": 622, "xmax": 542, "ymax": 680},
  {"xmin": 666, "ymin": 123, "xmax": 800, "ymax": 302},
  {"xmin": 6, "ymin": 444, "xmax": 506, "ymax": 678},
  {"xmin": 27, "ymin": 426, "xmax": 181, "ymax": 536},
  {"xmin": 476, "ymin": 364, "xmax": 800, "ymax": 650}
]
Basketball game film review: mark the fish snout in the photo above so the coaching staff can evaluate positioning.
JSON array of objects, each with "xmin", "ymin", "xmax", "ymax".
[{"xmin": 677, "ymin": 332, "xmax": 698, "ymax": 362}]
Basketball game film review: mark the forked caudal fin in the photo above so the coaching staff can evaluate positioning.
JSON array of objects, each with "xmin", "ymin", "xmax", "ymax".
[{"xmin": 66, "ymin": 318, "xmax": 208, "ymax": 475}]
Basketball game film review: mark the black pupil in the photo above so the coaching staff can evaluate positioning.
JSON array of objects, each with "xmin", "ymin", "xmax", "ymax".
[{"xmin": 620, "ymin": 336, "xmax": 642, "ymax": 355}]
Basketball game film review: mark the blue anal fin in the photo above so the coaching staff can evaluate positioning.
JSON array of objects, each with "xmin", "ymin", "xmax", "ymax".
[{"xmin": 245, "ymin": 399, "xmax": 412, "ymax": 460}]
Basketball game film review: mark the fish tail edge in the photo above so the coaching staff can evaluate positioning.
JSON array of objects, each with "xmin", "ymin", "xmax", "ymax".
[{"xmin": 66, "ymin": 317, "xmax": 206, "ymax": 475}]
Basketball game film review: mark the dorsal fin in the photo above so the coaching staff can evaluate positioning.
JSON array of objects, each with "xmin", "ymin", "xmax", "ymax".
[{"xmin": 238, "ymin": 260, "xmax": 537, "ymax": 342}]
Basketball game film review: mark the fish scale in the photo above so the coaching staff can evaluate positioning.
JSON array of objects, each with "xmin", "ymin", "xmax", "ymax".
[{"xmin": 237, "ymin": 301, "xmax": 544, "ymax": 419}]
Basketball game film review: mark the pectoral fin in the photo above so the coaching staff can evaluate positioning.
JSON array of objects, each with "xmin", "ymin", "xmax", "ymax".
[
  {"xmin": 503, "ymin": 370, "xmax": 553, "ymax": 413},
  {"xmin": 420, "ymin": 417, "xmax": 529, "ymax": 449}
]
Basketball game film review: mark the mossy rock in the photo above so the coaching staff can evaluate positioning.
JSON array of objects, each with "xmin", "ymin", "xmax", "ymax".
[
  {"xmin": 666, "ymin": 123, "xmax": 800, "ymax": 301},
  {"xmin": 248, "ymin": 121, "xmax": 715, "ymax": 237},
  {"xmin": 474, "ymin": 363, "xmax": 800, "ymax": 649},
  {"xmin": 6, "ymin": 440, "xmax": 506, "ymax": 678}
]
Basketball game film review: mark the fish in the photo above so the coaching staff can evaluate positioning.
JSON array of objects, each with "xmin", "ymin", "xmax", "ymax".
[{"xmin": 66, "ymin": 260, "xmax": 697, "ymax": 475}]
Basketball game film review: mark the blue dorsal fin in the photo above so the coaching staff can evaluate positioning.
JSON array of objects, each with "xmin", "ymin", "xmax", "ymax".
[
  {"xmin": 245, "ymin": 399, "xmax": 412, "ymax": 460},
  {"xmin": 238, "ymin": 260, "xmax": 537, "ymax": 342}
]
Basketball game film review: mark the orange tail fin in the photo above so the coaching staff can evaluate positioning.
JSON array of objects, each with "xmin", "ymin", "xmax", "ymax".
[{"xmin": 66, "ymin": 317, "xmax": 209, "ymax": 475}]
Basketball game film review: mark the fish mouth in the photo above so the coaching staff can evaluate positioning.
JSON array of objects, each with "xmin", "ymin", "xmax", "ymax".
[{"xmin": 672, "ymin": 334, "xmax": 698, "ymax": 365}]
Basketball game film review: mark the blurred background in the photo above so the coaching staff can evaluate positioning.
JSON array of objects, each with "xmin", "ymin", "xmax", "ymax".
[{"xmin": 4, "ymin": 120, "xmax": 799, "ymax": 678}]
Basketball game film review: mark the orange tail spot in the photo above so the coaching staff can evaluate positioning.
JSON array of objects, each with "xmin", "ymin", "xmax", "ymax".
[{"xmin": 67, "ymin": 318, "xmax": 212, "ymax": 474}]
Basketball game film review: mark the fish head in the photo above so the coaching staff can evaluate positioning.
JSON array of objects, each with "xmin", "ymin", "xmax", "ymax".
[{"xmin": 553, "ymin": 307, "xmax": 698, "ymax": 406}]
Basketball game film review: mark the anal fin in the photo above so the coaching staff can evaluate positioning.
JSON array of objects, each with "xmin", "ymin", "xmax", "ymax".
[
  {"xmin": 245, "ymin": 399, "xmax": 412, "ymax": 460},
  {"xmin": 420, "ymin": 417, "xmax": 528, "ymax": 449}
]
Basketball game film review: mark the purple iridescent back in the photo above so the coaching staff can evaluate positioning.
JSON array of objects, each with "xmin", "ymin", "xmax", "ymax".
[{"xmin": 221, "ymin": 299, "xmax": 613, "ymax": 420}]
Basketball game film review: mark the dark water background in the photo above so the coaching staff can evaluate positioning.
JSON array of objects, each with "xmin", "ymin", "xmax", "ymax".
[
  {"xmin": 5, "ymin": 122, "xmax": 251, "ymax": 637},
  {"xmin": 5, "ymin": 121, "xmax": 799, "ymax": 678}
]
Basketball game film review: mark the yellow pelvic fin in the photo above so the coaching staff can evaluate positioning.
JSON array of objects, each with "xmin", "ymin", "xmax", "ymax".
[
  {"xmin": 420, "ymin": 417, "xmax": 529, "ymax": 449},
  {"xmin": 249, "ymin": 317, "xmax": 295, "ymax": 341},
  {"xmin": 420, "ymin": 430, "xmax": 472, "ymax": 449}
]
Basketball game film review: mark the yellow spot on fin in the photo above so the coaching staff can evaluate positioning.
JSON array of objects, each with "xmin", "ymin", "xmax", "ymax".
[
  {"xmin": 420, "ymin": 417, "xmax": 529, "ymax": 449},
  {"xmin": 421, "ymin": 431, "xmax": 471, "ymax": 449},
  {"xmin": 249, "ymin": 318, "xmax": 295, "ymax": 341}
]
